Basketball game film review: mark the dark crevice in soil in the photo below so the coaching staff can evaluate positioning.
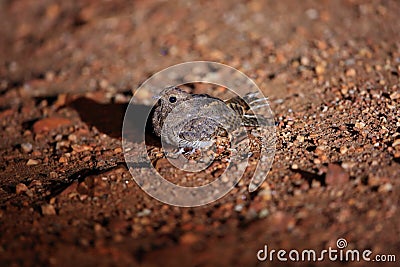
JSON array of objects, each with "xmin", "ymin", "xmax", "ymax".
[
  {"xmin": 43, "ymin": 161, "xmax": 128, "ymax": 201},
  {"xmin": 290, "ymin": 168, "xmax": 326, "ymax": 187}
]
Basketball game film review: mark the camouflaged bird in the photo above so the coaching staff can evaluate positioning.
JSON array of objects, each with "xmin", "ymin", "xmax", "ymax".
[{"xmin": 151, "ymin": 86, "xmax": 267, "ymax": 150}]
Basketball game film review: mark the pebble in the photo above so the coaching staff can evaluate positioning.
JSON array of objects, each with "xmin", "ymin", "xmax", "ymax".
[
  {"xmin": 15, "ymin": 183, "xmax": 28, "ymax": 194},
  {"xmin": 325, "ymin": 163, "xmax": 349, "ymax": 185},
  {"xmin": 315, "ymin": 65, "xmax": 325, "ymax": 75},
  {"xmin": 114, "ymin": 147, "xmax": 122, "ymax": 153},
  {"xmin": 345, "ymin": 68, "xmax": 356, "ymax": 77},
  {"xmin": 378, "ymin": 183, "xmax": 393, "ymax": 193},
  {"xmin": 180, "ymin": 232, "xmax": 199, "ymax": 245},
  {"xmin": 341, "ymin": 161, "xmax": 356, "ymax": 169},
  {"xmin": 21, "ymin": 142, "xmax": 33, "ymax": 153},
  {"xmin": 68, "ymin": 134, "xmax": 77, "ymax": 142},
  {"xmin": 389, "ymin": 91, "xmax": 400, "ymax": 100},
  {"xmin": 305, "ymin": 8, "xmax": 319, "ymax": 20},
  {"xmin": 136, "ymin": 208, "xmax": 151, "ymax": 217},
  {"xmin": 71, "ymin": 144, "xmax": 92, "ymax": 152},
  {"xmin": 259, "ymin": 208, "xmax": 269, "ymax": 218},
  {"xmin": 234, "ymin": 204, "xmax": 243, "ymax": 212},
  {"xmin": 354, "ymin": 122, "xmax": 366, "ymax": 129},
  {"xmin": 258, "ymin": 189, "xmax": 272, "ymax": 201},
  {"xmin": 26, "ymin": 159, "xmax": 39, "ymax": 166},
  {"xmin": 392, "ymin": 139, "xmax": 400, "ymax": 147},
  {"xmin": 33, "ymin": 117, "xmax": 72, "ymax": 134},
  {"xmin": 41, "ymin": 204, "xmax": 56, "ymax": 215}
]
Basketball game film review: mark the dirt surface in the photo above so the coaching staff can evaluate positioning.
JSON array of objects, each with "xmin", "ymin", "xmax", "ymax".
[{"xmin": 1, "ymin": 0, "xmax": 400, "ymax": 266}]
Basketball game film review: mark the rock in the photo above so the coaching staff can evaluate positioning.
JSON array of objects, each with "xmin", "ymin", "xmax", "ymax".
[
  {"xmin": 180, "ymin": 232, "xmax": 199, "ymax": 245},
  {"xmin": 33, "ymin": 117, "xmax": 72, "ymax": 134},
  {"xmin": 59, "ymin": 156, "xmax": 68, "ymax": 163},
  {"xmin": 389, "ymin": 91, "xmax": 400, "ymax": 100},
  {"xmin": 26, "ymin": 159, "xmax": 39, "ymax": 166},
  {"xmin": 354, "ymin": 121, "xmax": 366, "ymax": 129},
  {"xmin": 392, "ymin": 139, "xmax": 400, "ymax": 147},
  {"xmin": 15, "ymin": 183, "xmax": 28, "ymax": 194},
  {"xmin": 71, "ymin": 144, "xmax": 92, "ymax": 152},
  {"xmin": 136, "ymin": 209, "xmax": 151, "ymax": 217},
  {"xmin": 326, "ymin": 163, "xmax": 349, "ymax": 185},
  {"xmin": 340, "ymin": 146, "xmax": 348, "ymax": 154},
  {"xmin": 345, "ymin": 68, "xmax": 356, "ymax": 77},
  {"xmin": 234, "ymin": 204, "xmax": 243, "ymax": 212},
  {"xmin": 68, "ymin": 134, "xmax": 77, "ymax": 142},
  {"xmin": 315, "ymin": 64, "xmax": 325, "ymax": 75},
  {"xmin": 259, "ymin": 208, "xmax": 269, "ymax": 218},
  {"xmin": 41, "ymin": 204, "xmax": 56, "ymax": 215},
  {"xmin": 21, "ymin": 143, "xmax": 33, "ymax": 153},
  {"xmin": 378, "ymin": 183, "xmax": 393, "ymax": 193},
  {"xmin": 341, "ymin": 162, "xmax": 356, "ymax": 169},
  {"xmin": 114, "ymin": 147, "xmax": 122, "ymax": 153}
]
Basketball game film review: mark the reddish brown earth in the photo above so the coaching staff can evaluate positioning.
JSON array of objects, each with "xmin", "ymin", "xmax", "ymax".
[{"xmin": 1, "ymin": 0, "xmax": 399, "ymax": 266}]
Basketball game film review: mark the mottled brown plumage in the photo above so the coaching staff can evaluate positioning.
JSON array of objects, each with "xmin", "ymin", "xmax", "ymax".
[{"xmin": 151, "ymin": 86, "xmax": 265, "ymax": 149}]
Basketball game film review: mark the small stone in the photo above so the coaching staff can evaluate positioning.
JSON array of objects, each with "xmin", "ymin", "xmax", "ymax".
[
  {"xmin": 59, "ymin": 156, "xmax": 67, "ymax": 163},
  {"xmin": 180, "ymin": 232, "xmax": 199, "ymax": 245},
  {"xmin": 54, "ymin": 94, "xmax": 67, "ymax": 108},
  {"xmin": 300, "ymin": 56, "xmax": 310, "ymax": 66},
  {"xmin": 136, "ymin": 208, "xmax": 151, "ymax": 217},
  {"xmin": 341, "ymin": 161, "xmax": 356, "ymax": 169},
  {"xmin": 259, "ymin": 208, "xmax": 269, "ymax": 218},
  {"xmin": 379, "ymin": 183, "xmax": 393, "ymax": 193},
  {"xmin": 26, "ymin": 159, "xmax": 39, "ymax": 166},
  {"xmin": 41, "ymin": 204, "xmax": 56, "ymax": 215},
  {"xmin": 82, "ymin": 156, "xmax": 92, "ymax": 162},
  {"xmin": 326, "ymin": 163, "xmax": 349, "ymax": 185},
  {"xmin": 21, "ymin": 143, "xmax": 33, "ymax": 153},
  {"xmin": 315, "ymin": 146, "xmax": 326, "ymax": 155},
  {"xmin": 291, "ymin": 164, "xmax": 299, "ymax": 169},
  {"xmin": 389, "ymin": 91, "xmax": 400, "ymax": 100},
  {"xmin": 345, "ymin": 68, "xmax": 356, "ymax": 77},
  {"xmin": 33, "ymin": 117, "xmax": 72, "ymax": 134},
  {"xmin": 114, "ymin": 93, "xmax": 129, "ymax": 103},
  {"xmin": 234, "ymin": 204, "xmax": 243, "ymax": 212},
  {"xmin": 305, "ymin": 8, "xmax": 319, "ymax": 20},
  {"xmin": 71, "ymin": 144, "xmax": 92, "ymax": 152},
  {"xmin": 354, "ymin": 122, "xmax": 366, "ymax": 129},
  {"xmin": 15, "ymin": 183, "xmax": 28, "ymax": 194},
  {"xmin": 114, "ymin": 147, "xmax": 122, "ymax": 154},
  {"xmin": 258, "ymin": 189, "xmax": 272, "ymax": 201},
  {"xmin": 340, "ymin": 146, "xmax": 348, "ymax": 154},
  {"xmin": 368, "ymin": 175, "xmax": 380, "ymax": 187},
  {"xmin": 392, "ymin": 139, "xmax": 400, "ymax": 147},
  {"xmin": 94, "ymin": 223, "xmax": 102, "ymax": 232},
  {"xmin": 68, "ymin": 134, "xmax": 77, "ymax": 142},
  {"xmin": 32, "ymin": 150, "xmax": 41, "ymax": 157},
  {"xmin": 315, "ymin": 65, "xmax": 325, "ymax": 75},
  {"xmin": 296, "ymin": 135, "xmax": 305, "ymax": 143},
  {"xmin": 55, "ymin": 134, "xmax": 63, "ymax": 141}
]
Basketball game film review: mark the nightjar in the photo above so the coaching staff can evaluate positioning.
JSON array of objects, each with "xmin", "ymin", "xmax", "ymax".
[{"xmin": 151, "ymin": 86, "xmax": 267, "ymax": 150}]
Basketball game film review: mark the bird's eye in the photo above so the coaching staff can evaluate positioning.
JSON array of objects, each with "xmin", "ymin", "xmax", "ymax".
[{"xmin": 169, "ymin": 96, "xmax": 177, "ymax": 103}]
